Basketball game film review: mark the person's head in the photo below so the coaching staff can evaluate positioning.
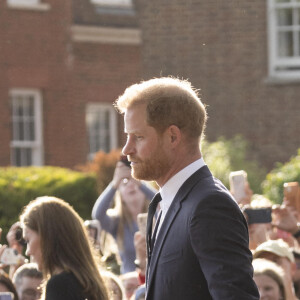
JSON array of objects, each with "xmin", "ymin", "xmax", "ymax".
[
  {"xmin": 12, "ymin": 263, "xmax": 42, "ymax": 300},
  {"xmin": 102, "ymin": 271, "xmax": 124, "ymax": 300},
  {"xmin": 118, "ymin": 177, "xmax": 146, "ymax": 213},
  {"xmin": 0, "ymin": 272, "xmax": 19, "ymax": 300},
  {"xmin": 114, "ymin": 159, "xmax": 148, "ymax": 221},
  {"xmin": 84, "ymin": 219, "xmax": 102, "ymax": 249},
  {"xmin": 115, "ymin": 77, "xmax": 207, "ymax": 186},
  {"xmin": 20, "ymin": 196, "xmax": 109, "ymax": 300},
  {"xmin": 253, "ymin": 258, "xmax": 286, "ymax": 300},
  {"xmin": 247, "ymin": 195, "xmax": 273, "ymax": 250},
  {"xmin": 253, "ymin": 239, "xmax": 296, "ymax": 282}
]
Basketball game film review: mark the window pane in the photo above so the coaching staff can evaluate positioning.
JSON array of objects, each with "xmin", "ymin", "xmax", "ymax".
[
  {"xmin": 18, "ymin": 120, "xmax": 24, "ymax": 141},
  {"xmin": 277, "ymin": 8, "xmax": 293, "ymax": 26},
  {"xmin": 13, "ymin": 148, "xmax": 21, "ymax": 166},
  {"xmin": 25, "ymin": 148, "xmax": 32, "ymax": 166},
  {"xmin": 86, "ymin": 106, "xmax": 114, "ymax": 156},
  {"xmin": 12, "ymin": 147, "xmax": 32, "ymax": 166},
  {"xmin": 104, "ymin": 110, "xmax": 110, "ymax": 152},
  {"xmin": 24, "ymin": 95, "xmax": 34, "ymax": 116},
  {"xmin": 278, "ymin": 31, "xmax": 293, "ymax": 56},
  {"xmin": 16, "ymin": 97, "xmax": 23, "ymax": 117},
  {"xmin": 29, "ymin": 120, "xmax": 35, "ymax": 140}
]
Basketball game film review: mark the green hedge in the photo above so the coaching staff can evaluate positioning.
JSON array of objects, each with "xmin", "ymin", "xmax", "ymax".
[
  {"xmin": 0, "ymin": 167, "xmax": 98, "ymax": 243},
  {"xmin": 202, "ymin": 135, "xmax": 267, "ymax": 194},
  {"xmin": 262, "ymin": 149, "xmax": 300, "ymax": 204}
]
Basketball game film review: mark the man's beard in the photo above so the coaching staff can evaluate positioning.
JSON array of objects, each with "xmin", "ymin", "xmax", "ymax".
[{"xmin": 130, "ymin": 147, "xmax": 170, "ymax": 182}]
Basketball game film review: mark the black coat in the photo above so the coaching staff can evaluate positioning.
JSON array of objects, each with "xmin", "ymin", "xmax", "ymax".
[{"xmin": 145, "ymin": 166, "xmax": 259, "ymax": 300}]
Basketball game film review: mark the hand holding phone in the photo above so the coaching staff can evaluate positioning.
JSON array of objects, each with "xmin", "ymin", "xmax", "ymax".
[
  {"xmin": 283, "ymin": 182, "xmax": 300, "ymax": 215},
  {"xmin": 229, "ymin": 170, "xmax": 248, "ymax": 203},
  {"xmin": 0, "ymin": 247, "xmax": 22, "ymax": 265},
  {"xmin": 243, "ymin": 207, "xmax": 272, "ymax": 225}
]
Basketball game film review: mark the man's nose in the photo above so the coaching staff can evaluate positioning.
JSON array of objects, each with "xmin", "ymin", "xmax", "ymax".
[{"xmin": 122, "ymin": 138, "xmax": 135, "ymax": 156}]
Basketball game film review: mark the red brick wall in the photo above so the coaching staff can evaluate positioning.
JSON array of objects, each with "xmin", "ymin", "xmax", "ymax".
[
  {"xmin": 0, "ymin": 0, "xmax": 141, "ymax": 168},
  {"xmin": 135, "ymin": 0, "xmax": 300, "ymax": 169}
]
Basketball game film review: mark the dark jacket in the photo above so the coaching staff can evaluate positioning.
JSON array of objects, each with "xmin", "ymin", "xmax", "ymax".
[{"xmin": 146, "ymin": 166, "xmax": 259, "ymax": 300}]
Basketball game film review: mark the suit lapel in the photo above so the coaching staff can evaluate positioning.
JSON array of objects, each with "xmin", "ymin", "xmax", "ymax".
[{"xmin": 146, "ymin": 166, "xmax": 212, "ymax": 292}]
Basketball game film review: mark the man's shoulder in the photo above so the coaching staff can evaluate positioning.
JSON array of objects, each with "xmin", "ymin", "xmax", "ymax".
[{"xmin": 186, "ymin": 168, "xmax": 236, "ymax": 205}]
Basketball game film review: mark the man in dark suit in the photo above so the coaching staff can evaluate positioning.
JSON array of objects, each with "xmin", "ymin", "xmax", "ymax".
[{"xmin": 114, "ymin": 77, "xmax": 259, "ymax": 299}]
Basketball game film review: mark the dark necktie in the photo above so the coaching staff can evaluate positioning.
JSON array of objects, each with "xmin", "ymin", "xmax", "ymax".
[{"xmin": 147, "ymin": 193, "xmax": 162, "ymax": 257}]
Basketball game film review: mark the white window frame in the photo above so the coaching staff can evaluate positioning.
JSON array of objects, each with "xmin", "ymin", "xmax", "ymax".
[
  {"xmin": 90, "ymin": 0, "xmax": 132, "ymax": 8},
  {"xmin": 7, "ymin": 0, "xmax": 50, "ymax": 11},
  {"xmin": 86, "ymin": 103, "xmax": 117, "ymax": 159},
  {"xmin": 8, "ymin": 0, "xmax": 39, "ymax": 5},
  {"xmin": 268, "ymin": 0, "xmax": 300, "ymax": 79},
  {"xmin": 10, "ymin": 88, "xmax": 44, "ymax": 166}
]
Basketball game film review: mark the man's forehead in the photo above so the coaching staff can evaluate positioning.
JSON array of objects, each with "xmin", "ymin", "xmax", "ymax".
[{"xmin": 124, "ymin": 107, "xmax": 149, "ymax": 131}]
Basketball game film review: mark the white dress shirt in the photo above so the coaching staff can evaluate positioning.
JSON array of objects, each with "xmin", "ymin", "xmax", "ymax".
[{"xmin": 156, "ymin": 157, "xmax": 206, "ymax": 235}]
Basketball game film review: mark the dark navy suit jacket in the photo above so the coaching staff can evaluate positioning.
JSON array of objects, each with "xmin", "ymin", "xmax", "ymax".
[{"xmin": 145, "ymin": 166, "xmax": 259, "ymax": 300}]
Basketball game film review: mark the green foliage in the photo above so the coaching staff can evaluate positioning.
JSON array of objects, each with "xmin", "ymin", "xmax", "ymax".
[
  {"xmin": 0, "ymin": 167, "xmax": 98, "ymax": 243},
  {"xmin": 262, "ymin": 149, "xmax": 300, "ymax": 204},
  {"xmin": 202, "ymin": 135, "xmax": 266, "ymax": 194}
]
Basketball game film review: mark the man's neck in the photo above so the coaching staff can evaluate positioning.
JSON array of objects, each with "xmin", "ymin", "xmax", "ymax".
[{"xmin": 156, "ymin": 152, "xmax": 202, "ymax": 187}]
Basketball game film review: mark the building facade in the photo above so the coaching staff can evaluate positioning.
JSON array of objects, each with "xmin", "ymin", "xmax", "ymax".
[
  {"xmin": 1, "ymin": 0, "xmax": 299, "ymax": 170},
  {"xmin": 0, "ymin": 0, "xmax": 141, "ymax": 168},
  {"xmin": 135, "ymin": 0, "xmax": 300, "ymax": 169}
]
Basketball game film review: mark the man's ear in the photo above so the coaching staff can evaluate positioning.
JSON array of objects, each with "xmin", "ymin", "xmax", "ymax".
[{"xmin": 167, "ymin": 125, "xmax": 182, "ymax": 147}]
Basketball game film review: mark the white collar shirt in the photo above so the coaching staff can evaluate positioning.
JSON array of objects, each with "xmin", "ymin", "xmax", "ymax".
[{"xmin": 156, "ymin": 157, "xmax": 206, "ymax": 235}]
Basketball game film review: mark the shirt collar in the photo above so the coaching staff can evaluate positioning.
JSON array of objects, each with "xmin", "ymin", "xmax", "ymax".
[{"xmin": 159, "ymin": 157, "xmax": 206, "ymax": 213}]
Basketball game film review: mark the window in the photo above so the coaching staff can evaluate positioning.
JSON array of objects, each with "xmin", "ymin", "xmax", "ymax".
[
  {"xmin": 7, "ymin": 0, "xmax": 50, "ymax": 11},
  {"xmin": 90, "ymin": 0, "xmax": 132, "ymax": 7},
  {"xmin": 86, "ymin": 104, "xmax": 117, "ymax": 159},
  {"xmin": 8, "ymin": 0, "xmax": 39, "ymax": 4},
  {"xmin": 268, "ymin": 0, "xmax": 300, "ymax": 78},
  {"xmin": 10, "ymin": 89, "xmax": 44, "ymax": 166}
]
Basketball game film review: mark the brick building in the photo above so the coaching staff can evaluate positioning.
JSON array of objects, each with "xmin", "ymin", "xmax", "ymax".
[
  {"xmin": 1, "ymin": 0, "xmax": 299, "ymax": 170},
  {"xmin": 0, "ymin": 0, "xmax": 141, "ymax": 168},
  {"xmin": 135, "ymin": 0, "xmax": 300, "ymax": 169}
]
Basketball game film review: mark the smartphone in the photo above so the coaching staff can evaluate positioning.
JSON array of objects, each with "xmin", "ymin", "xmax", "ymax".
[
  {"xmin": 0, "ymin": 248, "xmax": 20, "ymax": 265},
  {"xmin": 229, "ymin": 170, "xmax": 247, "ymax": 203},
  {"xmin": 243, "ymin": 207, "xmax": 272, "ymax": 225},
  {"xmin": 120, "ymin": 155, "xmax": 131, "ymax": 168},
  {"xmin": 283, "ymin": 182, "xmax": 300, "ymax": 214},
  {"xmin": 0, "ymin": 292, "xmax": 13, "ymax": 300},
  {"xmin": 137, "ymin": 213, "xmax": 148, "ymax": 236}
]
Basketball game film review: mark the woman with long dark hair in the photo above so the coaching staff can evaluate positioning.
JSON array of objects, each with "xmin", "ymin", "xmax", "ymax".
[{"xmin": 20, "ymin": 196, "xmax": 109, "ymax": 300}]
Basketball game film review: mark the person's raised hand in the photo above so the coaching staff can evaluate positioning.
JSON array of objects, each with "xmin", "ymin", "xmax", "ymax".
[
  {"xmin": 272, "ymin": 204, "xmax": 299, "ymax": 234},
  {"xmin": 112, "ymin": 161, "xmax": 132, "ymax": 189}
]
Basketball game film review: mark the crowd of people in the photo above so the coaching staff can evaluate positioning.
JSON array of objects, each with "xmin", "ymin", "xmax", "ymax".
[
  {"xmin": 1, "ymin": 168, "xmax": 299, "ymax": 300},
  {"xmin": 0, "ymin": 77, "xmax": 299, "ymax": 300},
  {"xmin": 234, "ymin": 181, "xmax": 300, "ymax": 300}
]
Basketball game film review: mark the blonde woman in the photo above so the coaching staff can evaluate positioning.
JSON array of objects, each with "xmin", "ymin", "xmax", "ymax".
[
  {"xmin": 20, "ymin": 196, "xmax": 109, "ymax": 300},
  {"xmin": 92, "ymin": 158, "xmax": 156, "ymax": 274},
  {"xmin": 253, "ymin": 258, "xmax": 287, "ymax": 300}
]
